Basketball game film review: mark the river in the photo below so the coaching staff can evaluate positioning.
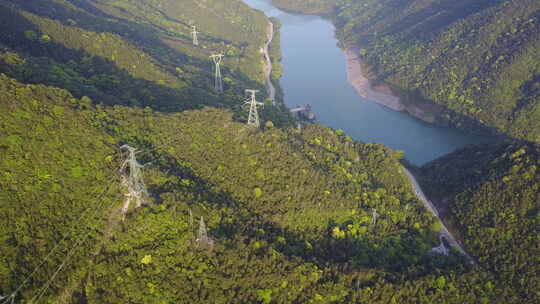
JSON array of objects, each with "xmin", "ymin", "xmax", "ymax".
[{"xmin": 244, "ymin": 0, "xmax": 491, "ymax": 165}]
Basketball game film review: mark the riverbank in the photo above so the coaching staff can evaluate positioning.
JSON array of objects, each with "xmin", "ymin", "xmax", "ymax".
[
  {"xmin": 243, "ymin": 0, "xmax": 494, "ymax": 165},
  {"xmin": 345, "ymin": 47, "xmax": 442, "ymax": 124},
  {"xmin": 345, "ymin": 48, "xmax": 404, "ymax": 112}
]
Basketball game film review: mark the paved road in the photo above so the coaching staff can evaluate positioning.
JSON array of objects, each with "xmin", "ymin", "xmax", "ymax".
[
  {"xmin": 403, "ymin": 168, "xmax": 474, "ymax": 263},
  {"xmin": 261, "ymin": 21, "xmax": 276, "ymax": 104}
]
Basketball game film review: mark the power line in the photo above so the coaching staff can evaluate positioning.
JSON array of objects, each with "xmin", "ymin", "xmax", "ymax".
[
  {"xmin": 1, "ymin": 175, "xmax": 118, "ymax": 303},
  {"xmin": 28, "ymin": 145, "xmax": 158, "ymax": 301},
  {"xmin": 31, "ymin": 235, "xmax": 87, "ymax": 303},
  {"xmin": 32, "ymin": 178, "xmax": 119, "ymax": 303},
  {"xmin": 30, "ymin": 145, "xmax": 157, "ymax": 301},
  {"xmin": 1, "ymin": 144, "xmax": 160, "ymax": 303}
]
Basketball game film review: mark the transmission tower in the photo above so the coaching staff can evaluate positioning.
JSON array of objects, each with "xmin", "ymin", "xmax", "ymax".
[
  {"xmin": 119, "ymin": 145, "xmax": 150, "ymax": 221},
  {"xmin": 189, "ymin": 208, "xmax": 194, "ymax": 228},
  {"xmin": 196, "ymin": 216, "xmax": 214, "ymax": 248},
  {"xmin": 432, "ymin": 235, "xmax": 449, "ymax": 256},
  {"xmin": 191, "ymin": 25, "xmax": 199, "ymax": 46},
  {"xmin": 210, "ymin": 54, "xmax": 224, "ymax": 92},
  {"xmin": 197, "ymin": 217, "xmax": 208, "ymax": 243},
  {"xmin": 370, "ymin": 208, "xmax": 378, "ymax": 226},
  {"xmin": 244, "ymin": 89, "xmax": 264, "ymax": 128}
]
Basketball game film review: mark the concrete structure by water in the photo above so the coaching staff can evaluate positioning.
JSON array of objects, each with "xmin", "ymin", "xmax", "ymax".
[{"xmin": 243, "ymin": 0, "xmax": 492, "ymax": 165}]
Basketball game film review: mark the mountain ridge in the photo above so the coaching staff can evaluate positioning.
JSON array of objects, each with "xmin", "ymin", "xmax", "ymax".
[
  {"xmin": 0, "ymin": 0, "xmax": 538, "ymax": 302},
  {"xmin": 272, "ymin": 0, "xmax": 540, "ymax": 142}
]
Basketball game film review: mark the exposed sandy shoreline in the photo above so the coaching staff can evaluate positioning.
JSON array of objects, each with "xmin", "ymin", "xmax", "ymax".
[
  {"xmin": 345, "ymin": 48, "xmax": 405, "ymax": 112},
  {"xmin": 345, "ymin": 47, "xmax": 439, "ymax": 123}
]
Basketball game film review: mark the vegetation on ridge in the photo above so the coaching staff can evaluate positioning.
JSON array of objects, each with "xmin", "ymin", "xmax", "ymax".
[
  {"xmin": 1, "ymin": 73, "xmax": 474, "ymax": 303},
  {"xmin": 273, "ymin": 0, "xmax": 540, "ymax": 142},
  {"xmin": 0, "ymin": 0, "xmax": 293, "ymax": 117},
  {"xmin": 1, "ymin": 0, "xmax": 538, "ymax": 302},
  {"xmin": 421, "ymin": 143, "xmax": 540, "ymax": 303}
]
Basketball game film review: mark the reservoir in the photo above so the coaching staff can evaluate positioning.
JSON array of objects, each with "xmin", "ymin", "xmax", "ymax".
[{"xmin": 244, "ymin": 0, "xmax": 490, "ymax": 165}]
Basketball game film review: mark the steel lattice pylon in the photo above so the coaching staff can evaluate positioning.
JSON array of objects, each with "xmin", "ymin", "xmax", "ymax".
[
  {"xmin": 196, "ymin": 216, "xmax": 214, "ymax": 248},
  {"xmin": 244, "ymin": 89, "xmax": 264, "ymax": 128},
  {"xmin": 210, "ymin": 54, "xmax": 224, "ymax": 92},
  {"xmin": 119, "ymin": 145, "xmax": 149, "ymax": 220},
  {"xmin": 191, "ymin": 25, "xmax": 199, "ymax": 46},
  {"xmin": 370, "ymin": 208, "xmax": 378, "ymax": 226}
]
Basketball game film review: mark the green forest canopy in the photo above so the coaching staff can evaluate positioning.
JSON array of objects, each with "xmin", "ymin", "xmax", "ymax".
[
  {"xmin": 273, "ymin": 0, "xmax": 540, "ymax": 143},
  {"xmin": 0, "ymin": 0, "xmax": 291, "ymax": 116},
  {"xmin": 0, "ymin": 0, "xmax": 539, "ymax": 303}
]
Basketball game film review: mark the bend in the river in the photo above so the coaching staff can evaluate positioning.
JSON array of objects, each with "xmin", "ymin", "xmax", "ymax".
[
  {"xmin": 243, "ymin": 0, "xmax": 477, "ymax": 262},
  {"xmin": 244, "ymin": 0, "xmax": 493, "ymax": 166}
]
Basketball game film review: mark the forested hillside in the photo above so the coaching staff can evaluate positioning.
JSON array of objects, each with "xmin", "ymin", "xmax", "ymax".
[
  {"xmin": 0, "ymin": 0, "xmax": 291, "ymax": 116},
  {"xmin": 1, "ymin": 0, "xmax": 538, "ymax": 303},
  {"xmin": 273, "ymin": 0, "xmax": 540, "ymax": 143},
  {"xmin": 421, "ymin": 143, "xmax": 540, "ymax": 303},
  {"xmin": 1, "ymin": 73, "xmax": 525, "ymax": 303}
]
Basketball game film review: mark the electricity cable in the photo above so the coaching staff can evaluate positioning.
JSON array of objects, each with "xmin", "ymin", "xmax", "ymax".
[{"xmin": 1, "ymin": 175, "xmax": 118, "ymax": 303}]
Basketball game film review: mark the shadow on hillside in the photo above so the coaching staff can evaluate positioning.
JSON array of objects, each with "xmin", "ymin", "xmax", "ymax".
[
  {"xmin": 6, "ymin": 0, "xmax": 255, "ymax": 81},
  {"xmin": 141, "ymin": 146, "xmax": 469, "ymax": 278},
  {"xmin": 0, "ymin": 3, "xmax": 266, "ymax": 113},
  {"xmin": 68, "ymin": 0, "xmax": 237, "ymax": 45},
  {"xmin": 417, "ymin": 141, "xmax": 525, "ymax": 201},
  {"xmin": 143, "ymin": 148, "xmax": 241, "ymax": 210},
  {"xmin": 250, "ymin": 218, "xmax": 467, "ymax": 273}
]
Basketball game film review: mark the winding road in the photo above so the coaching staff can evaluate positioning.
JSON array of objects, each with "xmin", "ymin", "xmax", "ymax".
[
  {"xmin": 261, "ymin": 21, "xmax": 276, "ymax": 104},
  {"xmin": 403, "ymin": 168, "xmax": 474, "ymax": 263}
]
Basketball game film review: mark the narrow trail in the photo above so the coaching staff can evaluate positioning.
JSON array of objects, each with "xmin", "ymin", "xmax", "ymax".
[
  {"xmin": 261, "ymin": 20, "xmax": 276, "ymax": 104},
  {"xmin": 403, "ymin": 168, "xmax": 474, "ymax": 263}
]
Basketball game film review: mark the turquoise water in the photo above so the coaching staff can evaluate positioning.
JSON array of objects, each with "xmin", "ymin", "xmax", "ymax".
[{"xmin": 244, "ymin": 0, "xmax": 491, "ymax": 165}]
